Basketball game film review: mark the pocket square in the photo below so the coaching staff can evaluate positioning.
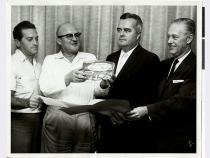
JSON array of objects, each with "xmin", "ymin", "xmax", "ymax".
[{"xmin": 172, "ymin": 79, "xmax": 184, "ymax": 83}]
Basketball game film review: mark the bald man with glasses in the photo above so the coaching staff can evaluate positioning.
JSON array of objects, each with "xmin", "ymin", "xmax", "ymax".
[{"xmin": 39, "ymin": 22, "xmax": 108, "ymax": 153}]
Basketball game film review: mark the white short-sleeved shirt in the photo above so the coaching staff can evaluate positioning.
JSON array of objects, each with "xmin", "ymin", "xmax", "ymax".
[
  {"xmin": 39, "ymin": 51, "xmax": 105, "ymax": 106},
  {"xmin": 11, "ymin": 49, "xmax": 41, "ymax": 113}
]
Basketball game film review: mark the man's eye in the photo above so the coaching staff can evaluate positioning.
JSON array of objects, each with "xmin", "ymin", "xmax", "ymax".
[
  {"xmin": 27, "ymin": 38, "xmax": 33, "ymax": 41},
  {"xmin": 124, "ymin": 29, "xmax": 131, "ymax": 33},
  {"xmin": 66, "ymin": 34, "xmax": 73, "ymax": 38},
  {"xmin": 117, "ymin": 28, "xmax": 122, "ymax": 32},
  {"xmin": 172, "ymin": 35, "xmax": 179, "ymax": 39}
]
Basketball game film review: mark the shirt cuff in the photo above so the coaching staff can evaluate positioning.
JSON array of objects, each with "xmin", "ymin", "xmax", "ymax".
[
  {"xmin": 94, "ymin": 80, "xmax": 109, "ymax": 97},
  {"xmin": 148, "ymin": 115, "xmax": 152, "ymax": 122}
]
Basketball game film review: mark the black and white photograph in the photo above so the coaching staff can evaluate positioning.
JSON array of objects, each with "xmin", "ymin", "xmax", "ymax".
[{"xmin": 4, "ymin": 0, "xmax": 203, "ymax": 157}]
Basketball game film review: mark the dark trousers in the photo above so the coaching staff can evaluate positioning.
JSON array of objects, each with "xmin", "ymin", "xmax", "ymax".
[
  {"xmin": 11, "ymin": 112, "xmax": 42, "ymax": 153},
  {"xmin": 97, "ymin": 116, "xmax": 155, "ymax": 153}
]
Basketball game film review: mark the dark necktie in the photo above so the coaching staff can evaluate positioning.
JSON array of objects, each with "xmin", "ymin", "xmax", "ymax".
[{"xmin": 167, "ymin": 59, "xmax": 179, "ymax": 79}]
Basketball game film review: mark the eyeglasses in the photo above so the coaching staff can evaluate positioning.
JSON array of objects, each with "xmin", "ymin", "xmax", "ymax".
[{"xmin": 57, "ymin": 32, "xmax": 82, "ymax": 40}]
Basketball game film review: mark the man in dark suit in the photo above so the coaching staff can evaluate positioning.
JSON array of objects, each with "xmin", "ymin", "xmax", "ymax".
[
  {"xmin": 126, "ymin": 18, "xmax": 196, "ymax": 152},
  {"xmin": 97, "ymin": 13, "xmax": 161, "ymax": 153}
]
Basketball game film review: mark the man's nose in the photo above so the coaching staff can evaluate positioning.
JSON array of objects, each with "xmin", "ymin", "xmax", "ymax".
[
  {"xmin": 119, "ymin": 30, "xmax": 125, "ymax": 36},
  {"xmin": 71, "ymin": 34, "xmax": 77, "ymax": 41},
  {"xmin": 33, "ymin": 39, "xmax": 38, "ymax": 45},
  {"xmin": 168, "ymin": 36, "xmax": 173, "ymax": 44}
]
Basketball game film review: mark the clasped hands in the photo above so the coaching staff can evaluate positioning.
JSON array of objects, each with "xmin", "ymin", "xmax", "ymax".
[
  {"xmin": 29, "ymin": 92, "xmax": 43, "ymax": 110},
  {"xmin": 110, "ymin": 106, "xmax": 148, "ymax": 125}
]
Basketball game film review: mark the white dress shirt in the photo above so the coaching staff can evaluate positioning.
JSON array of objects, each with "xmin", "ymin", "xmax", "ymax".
[
  {"xmin": 174, "ymin": 50, "xmax": 191, "ymax": 71},
  {"xmin": 167, "ymin": 50, "xmax": 191, "ymax": 79},
  {"xmin": 39, "ymin": 51, "xmax": 106, "ymax": 106},
  {"xmin": 115, "ymin": 45, "xmax": 137, "ymax": 76},
  {"xmin": 11, "ymin": 49, "xmax": 41, "ymax": 113}
]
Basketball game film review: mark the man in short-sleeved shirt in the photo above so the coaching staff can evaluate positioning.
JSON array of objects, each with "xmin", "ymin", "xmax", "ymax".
[{"xmin": 11, "ymin": 21, "xmax": 42, "ymax": 153}]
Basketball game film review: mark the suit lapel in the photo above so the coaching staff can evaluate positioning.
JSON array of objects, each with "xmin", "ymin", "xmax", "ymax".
[
  {"xmin": 159, "ymin": 52, "xmax": 195, "ymax": 97},
  {"xmin": 110, "ymin": 51, "xmax": 121, "ymax": 74},
  {"xmin": 172, "ymin": 52, "xmax": 195, "ymax": 79},
  {"xmin": 159, "ymin": 59, "xmax": 174, "ymax": 97},
  {"xmin": 115, "ymin": 45, "xmax": 142, "ymax": 80}
]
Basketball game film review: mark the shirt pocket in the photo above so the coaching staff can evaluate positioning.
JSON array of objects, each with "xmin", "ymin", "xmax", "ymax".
[
  {"xmin": 16, "ymin": 75, "xmax": 36, "ymax": 92},
  {"xmin": 171, "ymin": 81, "xmax": 183, "ymax": 88}
]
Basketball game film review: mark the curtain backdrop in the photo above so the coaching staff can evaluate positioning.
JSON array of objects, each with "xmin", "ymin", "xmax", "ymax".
[{"xmin": 11, "ymin": 5, "xmax": 196, "ymax": 63}]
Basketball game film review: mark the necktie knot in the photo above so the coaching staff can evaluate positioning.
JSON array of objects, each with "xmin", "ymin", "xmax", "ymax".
[{"xmin": 167, "ymin": 59, "xmax": 179, "ymax": 79}]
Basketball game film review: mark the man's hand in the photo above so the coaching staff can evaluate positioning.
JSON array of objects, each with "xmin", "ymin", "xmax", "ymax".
[
  {"xmin": 97, "ymin": 110, "xmax": 127, "ymax": 125},
  {"xmin": 110, "ymin": 111, "xmax": 127, "ymax": 125},
  {"xmin": 65, "ymin": 68, "xmax": 87, "ymax": 86},
  {"xmin": 125, "ymin": 106, "xmax": 148, "ymax": 121},
  {"xmin": 29, "ymin": 93, "xmax": 42, "ymax": 109},
  {"xmin": 100, "ymin": 75, "xmax": 115, "ymax": 89}
]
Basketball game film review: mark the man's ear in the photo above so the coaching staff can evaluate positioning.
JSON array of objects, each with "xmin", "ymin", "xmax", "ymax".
[
  {"xmin": 56, "ymin": 38, "xmax": 62, "ymax": 46},
  {"xmin": 14, "ymin": 39, "xmax": 21, "ymax": 48},
  {"xmin": 187, "ymin": 34, "xmax": 194, "ymax": 44},
  {"xmin": 137, "ymin": 33, "xmax": 141, "ymax": 40}
]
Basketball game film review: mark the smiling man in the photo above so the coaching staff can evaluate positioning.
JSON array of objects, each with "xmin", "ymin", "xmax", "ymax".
[
  {"xmin": 39, "ymin": 22, "xmax": 108, "ymax": 153},
  {"xmin": 11, "ymin": 21, "xmax": 42, "ymax": 153},
  {"xmin": 125, "ymin": 18, "xmax": 196, "ymax": 152}
]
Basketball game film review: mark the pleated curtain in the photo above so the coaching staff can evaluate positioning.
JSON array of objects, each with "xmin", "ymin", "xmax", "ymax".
[{"xmin": 11, "ymin": 5, "xmax": 196, "ymax": 63}]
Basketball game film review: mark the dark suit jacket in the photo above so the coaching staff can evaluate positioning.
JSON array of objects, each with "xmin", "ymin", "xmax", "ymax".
[
  {"xmin": 147, "ymin": 52, "xmax": 196, "ymax": 152},
  {"xmin": 106, "ymin": 44, "xmax": 161, "ymax": 108},
  {"xmin": 98, "ymin": 44, "xmax": 161, "ymax": 152}
]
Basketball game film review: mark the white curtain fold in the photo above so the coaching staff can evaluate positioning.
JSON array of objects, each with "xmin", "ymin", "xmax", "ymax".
[{"xmin": 11, "ymin": 5, "xmax": 197, "ymax": 63}]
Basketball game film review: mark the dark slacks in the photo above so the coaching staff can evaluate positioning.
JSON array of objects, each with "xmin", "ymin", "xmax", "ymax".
[
  {"xmin": 11, "ymin": 112, "xmax": 42, "ymax": 153},
  {"xmin": 97, "ymin": 115, "xmax": 155, "ymax": 153}
]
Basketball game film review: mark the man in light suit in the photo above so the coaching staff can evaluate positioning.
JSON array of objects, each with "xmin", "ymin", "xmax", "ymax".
[
  {"xmin": 126, "ymin": 18, "xmax": 196, "ymax": 152},
  {"xmin": 97, "ymin": 12, "xmax": 161, "ymax": 153}
]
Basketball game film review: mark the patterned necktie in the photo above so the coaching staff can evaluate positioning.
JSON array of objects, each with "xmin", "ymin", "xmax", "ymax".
[{"xmin": 167, "ymin": 59, "xmax": 179, "ymax": 79}]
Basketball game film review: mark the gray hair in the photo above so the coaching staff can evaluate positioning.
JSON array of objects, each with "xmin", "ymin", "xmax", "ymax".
[{"xmin": 172, "ymin": 18, "xmax": 196, "ymax": 35}]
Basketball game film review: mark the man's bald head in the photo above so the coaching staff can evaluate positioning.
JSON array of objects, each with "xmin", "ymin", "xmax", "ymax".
[
  {"xmin": 56, "ymin": 22, "xmax": 81, "ymax": 55},
  {"xmin": 56, "ymin": 22, "xmax": 78, "ymax": 37}
]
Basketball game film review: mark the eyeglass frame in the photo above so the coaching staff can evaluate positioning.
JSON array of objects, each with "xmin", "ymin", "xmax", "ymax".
[{"xmin": 57, "ymin": 32, "xmax": 82, "ymax": 40}]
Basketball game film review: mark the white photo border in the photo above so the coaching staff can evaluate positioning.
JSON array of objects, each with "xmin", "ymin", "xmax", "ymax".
[{"xmin": 6, "ymin": 0, "xmax": 203, "ymax": 158}]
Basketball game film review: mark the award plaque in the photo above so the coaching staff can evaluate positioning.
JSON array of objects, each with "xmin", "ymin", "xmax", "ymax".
[{"xmin": 83, "ymin": 60, "xmax": 115, "ymax": 81}]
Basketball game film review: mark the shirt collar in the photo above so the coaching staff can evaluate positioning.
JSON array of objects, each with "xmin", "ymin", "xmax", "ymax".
[
  {"xmin": 15, "ymin": 49, "xmax": 37, "ymax": 64},
  {"xmin": 120, "ymin": 44, "xmax": 138, "ymax": 57},
  {"xmin": 15, "ymin": 49, "xmax": 28, "ymax": 62},
  {"xmin": 54, "ymin": 51, "xmax": 65, "ymax": 59},
  {"xmin": 55, "ymin": 51, "xmax": 87, "ymax": 62},
  {"xmin": 177, "ymin": 49, "xmax": 191, "ymax": 63}
]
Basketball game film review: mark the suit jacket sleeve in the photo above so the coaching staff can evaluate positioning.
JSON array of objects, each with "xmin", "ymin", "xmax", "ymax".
[
  {"xmin": 133, "ymin": 54, "xmax": 161, "ymax": 106},
  {"xmin": 106, "ymin": 50, "xmax": 161, "ymax": 107},
  {"xmin": 147, "ymin": 79, "xmax": 196, "ymax": 123}
]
